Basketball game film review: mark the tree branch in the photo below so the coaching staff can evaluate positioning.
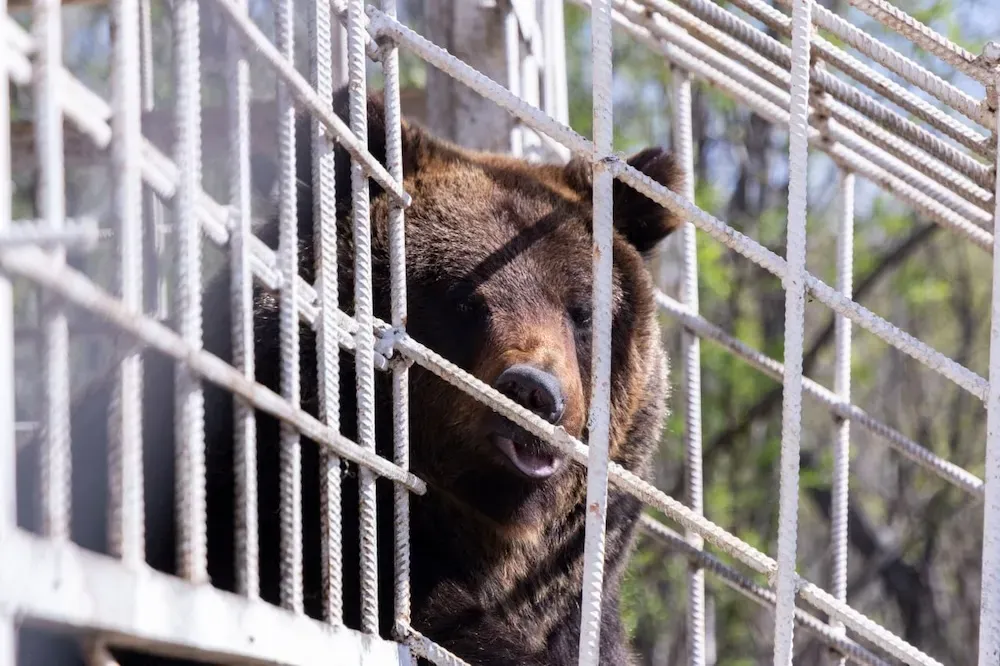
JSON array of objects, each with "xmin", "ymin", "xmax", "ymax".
[
  {"xmin": 803, "ymin": 449, "xmax": 939, "ymax": 645},
  {"xmin": 702, "ymin": 220, "xmax": 940, "ymax": 466}
]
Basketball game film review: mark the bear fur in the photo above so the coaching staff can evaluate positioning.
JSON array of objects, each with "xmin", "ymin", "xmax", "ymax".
[{"xmin": 15, "ymin": 86, "xmax": 683, "ymax": 666}]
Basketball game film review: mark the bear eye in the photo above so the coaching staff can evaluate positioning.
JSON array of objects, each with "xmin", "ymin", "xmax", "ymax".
[
  {"xmin": 567, "ymin": 304, "xmax": 591, "ymax": 330},
  {"xmin": 448, "ymin": 283, "xmax": 489, "ymax": 325},
  {"xmin": 456, "ymin": 297, "xmax": 484, "ymax": 316}
]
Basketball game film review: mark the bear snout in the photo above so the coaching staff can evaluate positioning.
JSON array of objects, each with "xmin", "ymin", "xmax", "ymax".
[
  {"xmin": 486, "ymin": 364, "xmax": 570, "ymax": 480},
  {"xmin": 494, "ymin": 363, "xmax": 566, "ymax": 425}
]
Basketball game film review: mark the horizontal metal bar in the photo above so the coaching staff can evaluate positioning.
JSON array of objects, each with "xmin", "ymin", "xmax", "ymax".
[
  {"xmin": 9, "ymin": 90, "xmax": 430, "ymax": 169},
  {"xmin": 722, "ymin": 0, "xmax": 992, "ymax": 156},
  {"xmin": 0, "ymin": 530, "xmax": 412, "ymax": 666},
  {"xmin": 638, "ymin": 516, "xmax": 891, "ymax": 666},
  {"xmin": 7, "ymin": 27, "xmax": 337, "ymax": 338},
  {"xmin": 772, "ymin": 0, "xmax": 993, "ymax": 129},
  {"xmin": 826, "ymin": 100, "xmax": 993, "ymax": 209},
  {"xmin": 613, "ymin": 0, "xmax": 995, "ymax": 237},
  {"xmin": 824, "ymin": 146, "xmax": 989, "ymax": 245},
  {"xmin": 7, "ymin": 0, "xmax": 101, "ymax": 7},
  {"xmin": 394, "ymin": 622, "xmax": 472, "ymax": 666},
  {"xmin": 613, "ymin": 160, "xmax": 988, "ymax": 400},
  {"xmin": 846, "ymin": 0, "xmax": 993, "ymax": 85},
  {"xmin": 368, "ymin": 311, "xmax": 941, "ymax": 666},
  {"xmin": 0, "ymin": 219, "xmax": 102, "ymax": 250},
  {"xmin": 4, "ymin": 18, "xmax": 113, "ymax": 148},
  {"xmin": 634, "ymin": 0, "xmax": 993, "ymax": 187},
  {"xmin": 0, "ymin": 245, "xmax": 425, "ymax": 494},
  {"xmin": 366, "ymin": 8, "xmax": 594, "ymax": 156},
  {"xmin": 137, "ymin": 141, "xmax": 230, "ymax": 244},
  {"xmin": 373, "ymin": 4, "xmax": 988, "ymax": 400},
  {"xmin": 623, "ymin": 0, "xmax": 994, "ymax": 207},
  {"xmin": 8, "ymin": 32, "xmax": 390, "ymax": 372},
  {"xmin": 656, "ymin": 291, "xmax": 985, "ymax": 497},
  {"xmin": 134, "ymin": 139, "xmax": 338, "ymax": 331}
]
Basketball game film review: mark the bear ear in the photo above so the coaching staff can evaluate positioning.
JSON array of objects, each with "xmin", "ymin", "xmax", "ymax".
[
  {"xmin": 612, "ymin": 147, "xmax": 686, "ymax": 253},
  {"xmin": 559, "ymin": 147, "xmax": 686, "ymax": 254},
  {"xmin": 326, "ymin": 85, "xmax": 438, "ymax": 208}
]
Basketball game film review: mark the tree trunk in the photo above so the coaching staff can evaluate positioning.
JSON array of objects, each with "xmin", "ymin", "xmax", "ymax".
[{"xmin": 422, "ymin": 0, "xmax": 515, "ymax": 152}]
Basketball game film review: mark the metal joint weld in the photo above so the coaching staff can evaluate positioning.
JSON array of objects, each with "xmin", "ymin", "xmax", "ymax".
[
  {"xmin": 374, "ymin": 326, "xmax": 413, "ymax": 370},
  {"xmin": 978, "ymin": 41, "xmax": 1000, "ymax": 68}
]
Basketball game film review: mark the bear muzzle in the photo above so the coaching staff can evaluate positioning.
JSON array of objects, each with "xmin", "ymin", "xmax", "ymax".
[{"xmin": 490, "ymin": 364, "xmax": 568, "ymax": 479}]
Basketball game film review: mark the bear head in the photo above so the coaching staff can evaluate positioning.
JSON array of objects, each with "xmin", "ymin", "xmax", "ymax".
[{"xmin": 319, "ymin": 90, "xmax": 684, "ymax": 541}]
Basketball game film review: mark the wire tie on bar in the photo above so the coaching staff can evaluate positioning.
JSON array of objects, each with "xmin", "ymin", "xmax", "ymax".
[{"xmin": 375, "ymin": 325, "xmax": 413, "ymax": 370}]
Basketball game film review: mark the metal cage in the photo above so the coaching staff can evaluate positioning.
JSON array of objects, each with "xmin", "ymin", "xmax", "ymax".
[{"xmin": 1, "ymin": 0, "xmax": 999, "ymax": 664}]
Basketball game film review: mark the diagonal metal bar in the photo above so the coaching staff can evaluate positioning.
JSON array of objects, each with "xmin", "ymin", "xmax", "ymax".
[
  {"xmin": 207, "ymin": 0, "xmax": 410, "ymax": 205},
  {"xmin": 846, "ymin": 0, "xmax": 993, "ymax": 84},
  {"xmin": 638, "ymin": 516, "xmax": 891, "ymax": 666}
]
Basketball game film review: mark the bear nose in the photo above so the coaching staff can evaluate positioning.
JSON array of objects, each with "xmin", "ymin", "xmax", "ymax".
[{"xmin": 494, "ymin": 364, "xmax": 566, "ymax": 424}]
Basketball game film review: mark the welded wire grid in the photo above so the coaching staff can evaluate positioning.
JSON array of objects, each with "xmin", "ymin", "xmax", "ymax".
[{"xmin": 1, "ymin": 0, "xmax": 999, "ymax": 665}]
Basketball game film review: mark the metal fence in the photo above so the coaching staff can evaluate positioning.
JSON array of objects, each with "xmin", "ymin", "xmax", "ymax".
[{"xmin": 1, "ymin": 0, "xmax": 999, "ymax": 664}]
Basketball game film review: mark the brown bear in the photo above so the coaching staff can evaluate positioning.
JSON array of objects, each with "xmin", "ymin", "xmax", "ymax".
[{"xmin": 14, "ymin": 86, "xmax": 682, "ymax": 666}]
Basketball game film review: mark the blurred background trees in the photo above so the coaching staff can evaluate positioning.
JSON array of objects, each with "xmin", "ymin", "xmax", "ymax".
[
  {"xmin": 7, "ymin": 0, "xmax": 999, "ymax": 662},
  {"xmin": 579, "ymin": 1, "xmax": 997, "ymax": 662}
]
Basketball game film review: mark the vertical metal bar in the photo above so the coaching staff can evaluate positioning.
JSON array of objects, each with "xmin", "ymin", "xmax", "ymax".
[
  {"xmin": 541, "ymin": 0, "xmax": 556, "ymax": 120},
  {"xmin": 314, "ymin": 0, "xmax": 342, "ymax": 625},
  {"xmin": 505, "ymin": 8, "xmax": 524, "ymax": 157},
  {"xmin": 228, "ymin": 0, "xmax": 258, "ymax": 599},
  {"xmin": 332, "ymin": 20, "xmax": 349, "ymax": 90},
  {"xmin": 521, "ymin": 54, "xmax": 539, "ymax": 157},
  {"xmin": 673, "ymin": 65, "xmax": 706, "ymax": 666},
  {"xmin": 829, "ymin": 168, "xmax": 854, "ymax": 666},
  {"xmin": 139, "ymin": 0, "xmax": 166, "ymax": 322},
  {"xmin": 380, "ymin": 0, "xmax": 411, "ymax": 630},
  {"xmin": 0, "ymin": 618, "xmax": 11, "ymax": 666},
  {"xmin": 173, "ymin": 0, "xmax": 208, "ymax": 583},
  {"xmin": 0, "ymin": 0, "xmax": 14, "ymax": 540},
  {"xmin": 0, "ymin": 601, "xmax": 10, "ymax": 666},
  {"xmin": 540, "ymin": 0, "xmax": 569, "ymax": 162},
  {"xmin": 773, "ymin": 0, "xmax": 814, "ymax": 662},
  {"xmin": 577, "ymin": 0, "xmax": 615, "ymax": 664},
  {"xmin": 0, "ymin": 0, "xmax": 17, "ymax": 650},
  {"xmin": 346, "ymin": 0, "xmax": 380, "ymax": 635},
  {"xmin": 139, "ymin": 0, "xmax": 155, "ymax": 111},
  {"xmin": 33, "ymin": 0, "xmax": 72, "ymax": 542},
  {"xmin": 978, "ymin": 90, "xmax": 1000, "ymax": 666},
  {"xmin": 275, "ymin": 0, "xmax": 304, "ymax": 615},
  {"xmin": 108, "ymin": 0, "xmax": 146, "ymax": 567},
  {"xmin": 520, "ymin": 1, "xmax": 541, "ymax": 159},
  {"xmin": 542, "ymin": 0, "xmax": 568, "ymax": 126}
]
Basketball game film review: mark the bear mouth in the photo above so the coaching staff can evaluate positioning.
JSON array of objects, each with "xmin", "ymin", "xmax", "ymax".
[{"xmin": 489, "ymin": 421, "xmax": 565, "ymax": 480}]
